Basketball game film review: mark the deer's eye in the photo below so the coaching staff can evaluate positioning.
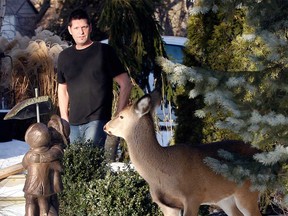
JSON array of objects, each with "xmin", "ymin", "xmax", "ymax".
[{"xmin": 120, "ymin": 116, "xmax": 124, "ymax": 119}]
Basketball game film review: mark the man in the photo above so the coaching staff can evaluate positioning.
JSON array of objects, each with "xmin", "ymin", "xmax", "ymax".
[{"xmin": 57, "ymin": 8, "xmax": 132, "ymax": 148}]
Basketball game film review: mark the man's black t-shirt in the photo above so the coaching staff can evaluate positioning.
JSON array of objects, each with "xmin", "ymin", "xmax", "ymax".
[{"xmin": 57, "ymin": 42, "xmax": 125, "ymax": 125}]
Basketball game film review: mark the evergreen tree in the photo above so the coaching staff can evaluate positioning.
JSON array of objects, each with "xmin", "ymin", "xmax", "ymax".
[
  {"xmin": 98, "ymin": 0, "xmax": 166, "ymax": 92},
  {"xmin": 98, "ymin": 0, "xmax": 167, "ymax": 160},
  {"xmin": 158, "ymin": 0, "xmax": 288, "ymax": 209}
]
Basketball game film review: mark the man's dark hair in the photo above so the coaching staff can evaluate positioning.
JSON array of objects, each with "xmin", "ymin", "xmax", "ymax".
[{"xmin": 68, "ymin": 9, "xmax": 91, "ymax": 26}]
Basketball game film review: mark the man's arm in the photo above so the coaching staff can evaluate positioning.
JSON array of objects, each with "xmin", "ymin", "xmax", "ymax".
[
  {"xmin": 113, "ymin": 73, "xmax": 132, "ymax": 115},
  {"xmin": 58, "ymin": 83, "xmax": 69, "ymax": 122}
]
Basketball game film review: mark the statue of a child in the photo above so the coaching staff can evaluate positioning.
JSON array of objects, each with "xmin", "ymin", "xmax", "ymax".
[{"xmin": 22, "ymin": 115, "xmax": 70, "ymax": 216}]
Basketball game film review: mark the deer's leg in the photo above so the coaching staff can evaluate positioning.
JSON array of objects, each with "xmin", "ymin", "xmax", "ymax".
[
  {"xmin": 182, "ymin": 200, "xmax": 201, "ymax": 216},
  {"xmin": 150, "ymin": 189, "xmax": 181, "ymax": 216},
  {"xmin": 156, "ymin": 201, "xmax": 181, "ymax": 216},
  {"xmin": 234, "ymin": 188, "xmax": 261, "ymax": 216},
  {"xmin": 216, "ymin": 195, "xmax": 244, "ymax": 216}
]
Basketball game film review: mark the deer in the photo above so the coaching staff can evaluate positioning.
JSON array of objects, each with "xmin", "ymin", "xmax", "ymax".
[{"xmin": 103, "ymin": 90, "xmax": 262, "ymax": 216}]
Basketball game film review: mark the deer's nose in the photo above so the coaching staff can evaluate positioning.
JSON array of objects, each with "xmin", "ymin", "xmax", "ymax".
[{"xmin": 103, "ymin": 125, "xmax": 110, "ymax": 135}]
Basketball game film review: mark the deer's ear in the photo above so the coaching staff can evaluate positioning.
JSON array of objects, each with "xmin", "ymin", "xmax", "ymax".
[
  {"xmin": 150, "ymin": 89, "xmax": 161, "ymax": 111},
  {"xmin": 134, "ymin": 95, "xmax": 151, "ymax": 116}
]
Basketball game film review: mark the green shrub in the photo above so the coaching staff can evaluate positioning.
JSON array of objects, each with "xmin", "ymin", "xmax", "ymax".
[
  {"xmin": 61, "ymin": 143, "xmax": 108, "ymax": 183},
  {"xmin": 59, "ymin": 143, "xmax": 162, "ymax": 216}
]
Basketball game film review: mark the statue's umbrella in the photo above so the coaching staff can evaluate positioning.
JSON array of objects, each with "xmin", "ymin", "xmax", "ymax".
[{"xmin": 4, "ymin": 96, "xmax": 52, "ymax": 121}]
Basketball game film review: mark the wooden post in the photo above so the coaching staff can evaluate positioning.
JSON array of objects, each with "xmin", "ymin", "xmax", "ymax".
[{"xmin": 0, "ymin": 163, "xmax": 24, "ymax": 180}]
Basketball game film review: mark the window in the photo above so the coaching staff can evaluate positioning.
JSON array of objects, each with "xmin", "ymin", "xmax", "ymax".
[
  {"xmin": 1, "ymin": 15, "xmax": 16, "ymax": 40},
  {"xmin": 162, "ymin": 36, "xmax": 187, "ymax": 64}
]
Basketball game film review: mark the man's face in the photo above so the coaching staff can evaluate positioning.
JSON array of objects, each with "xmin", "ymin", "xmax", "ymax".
[{"xmin": 68, "ymin": 19, "xmax": 92, "ymax": 48}]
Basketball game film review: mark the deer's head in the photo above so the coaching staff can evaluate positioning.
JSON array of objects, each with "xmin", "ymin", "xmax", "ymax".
[{"xmin": 103, "ymin": 90, "xmax": 161, "ymax": 139}]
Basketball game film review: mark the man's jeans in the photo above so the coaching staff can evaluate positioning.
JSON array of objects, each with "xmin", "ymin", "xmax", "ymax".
[{"xmin": 69, "ymin": 120, "xmax": 108, "ymax": 148}]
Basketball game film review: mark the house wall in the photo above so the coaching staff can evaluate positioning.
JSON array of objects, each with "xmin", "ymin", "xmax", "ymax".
[
  {"xmin": 1, "ymin": 16, "xmax": 16, "ymax": 39},
  {"xmin": 0, "ymin": 0, "xmax": 6, "ymax": 30},
  {"xmin": 1, "ymin": 0, "xmax": 38, "ymax": 39}
]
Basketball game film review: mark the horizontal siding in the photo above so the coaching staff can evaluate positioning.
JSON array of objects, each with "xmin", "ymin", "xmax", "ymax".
[
  {"xmin": 6, "ymin": 0, "xmax": 38, "ymax": 15},
  {"xmin": 2, "ymin": 0, "xmax": 38, "ymax": 38}
]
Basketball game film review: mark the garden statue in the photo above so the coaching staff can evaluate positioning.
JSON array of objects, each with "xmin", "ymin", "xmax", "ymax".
[{"xmin": 22, "ymin": 115, "xmax": 70, "ymax": 216}]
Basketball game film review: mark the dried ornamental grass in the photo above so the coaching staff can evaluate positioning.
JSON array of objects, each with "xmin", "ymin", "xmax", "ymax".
[{"xmin": 0, "ymin": 30, "xmax": 68, "ymax": 109}]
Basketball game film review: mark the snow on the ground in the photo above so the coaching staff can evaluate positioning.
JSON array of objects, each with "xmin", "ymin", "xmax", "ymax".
[
  {"xmin": 0, "ymin": 183, "xmax": 24, "ymax": 197},
  {"xmin": 109, "ymin": 161, "xmax": 134, "ymax": 172},
  {"xmin": 0, "ymin": 203, "xmax": 25, "ymax": 216},
  {"xmin": 0, "ymin": 140, "xmax": 28, "ymax": 216},
  {"xmin": 0, "ymin": 140, "xmax": 29, "ymax": 169}
]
